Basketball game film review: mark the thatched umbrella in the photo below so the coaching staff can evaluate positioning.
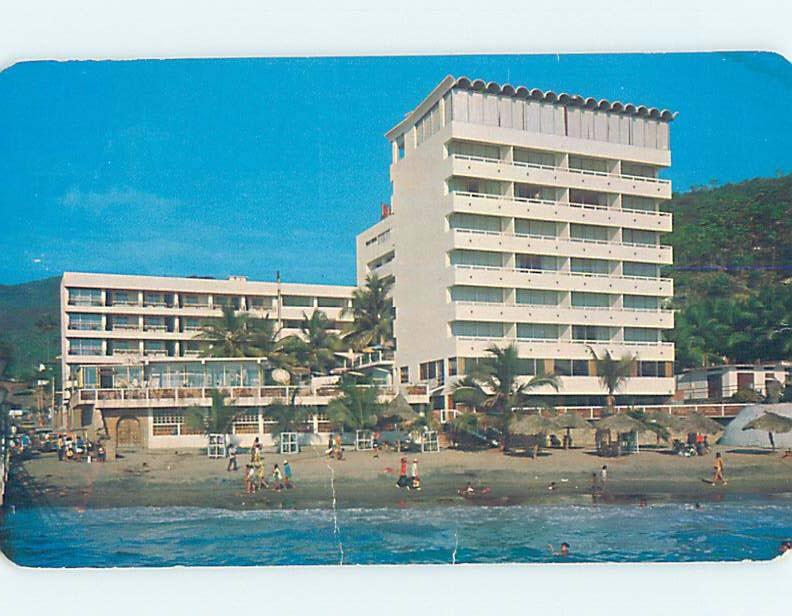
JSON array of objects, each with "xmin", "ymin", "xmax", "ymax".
[
  {"xmin": 512, "ymin": 414, "xmax": 558, "ymax": 435},
  {"xmin": 678, "ymin": 413, "xmax": 724, "ymax": 435},
  {"xmin": 597, "ymin": 414, "xmax": 648, "ymax": 433},
  {"xmin": 644, "ymin": 411, "xmax": 686, "ymax": 431},
  {"xmin": 742, "ymin": 411, "xmax": 792, "ymax": 450},
  {"xmin": 552, "ymin": 413, "xmax": 592, "ymax": 448},
  {"xmin": 383, "ymin": 393, "xmax": 419, "ymax": 425}
]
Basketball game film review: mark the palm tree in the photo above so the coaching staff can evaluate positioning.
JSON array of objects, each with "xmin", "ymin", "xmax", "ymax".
[
  {"xmin": 327, "ymin": 377, "xmax": 385, "ymax": 432},
  {"xmin": 198, "ymin": 306, "xmax": 270, "ymax": 357},
  {"xmin": 342, "ymin": 274, "xmax": 394, "ymax": 351},
  {"xmin": 452, "ymin": 343, "xmax": 559, "ymax": 452},
  {"xmin": 280, "ymin": 310, "xmax": 344, "ymax": 375},
  {"xmin": 588, "ymin": 346, "xmax": 636, "ymax": 409},
  {"xmin": 263, "ymin": 385, "xmax": 312, "ymax": 435},
  {"xmin": 185, "ymin": 389, "xmax": 239, "ymax": 436}
]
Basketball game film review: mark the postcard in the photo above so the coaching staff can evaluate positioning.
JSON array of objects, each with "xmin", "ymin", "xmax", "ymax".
[{"xmin": 1, "ymin": 52, "xmax": 791, "ymax": 567}]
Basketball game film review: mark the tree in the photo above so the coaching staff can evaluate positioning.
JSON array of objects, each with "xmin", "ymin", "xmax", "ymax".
[
  {"xmin": 327, "ymin": 377, "xmax": 385, "ymax": 432},
  {"xmin": 35, "ymin": 315, "xmax": 58, "ymax": 362},
  {"xmin": 280, "ymin": 310, "xmax": 344, "ymax": 375},
  {"xmin": 452, "ymin": 343, "xmax": 559, "ymax": 452},
  {"xmin": 588, "ymin": 346, "xmax": 636, "ymax": 408},
  {"xmin": 342, "ymin": 274, "xmax": 394, "ymax": 351},
  {"xmin": 263, "ymin": 385, "xmax": 312, "ymax": 435},
  {"xmin": 185, "ymin": 389, "xmax": 239, "ymax": 436}
]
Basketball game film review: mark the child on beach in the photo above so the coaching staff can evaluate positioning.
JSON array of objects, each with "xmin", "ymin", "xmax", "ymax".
[
  {"xmin": 244, "ymin": 465, "xmax": 256, "ymax": 494},
  {"xmin": 272, "ymin": 464, "xmax": 283, "ymax": 490},
  {"xmin": 410, "ymin": 459, "xmax": 421, "ymax": 490},
  {"xmin": 283, "ymin": 460, "xmax": 293, "ymax": 488}
]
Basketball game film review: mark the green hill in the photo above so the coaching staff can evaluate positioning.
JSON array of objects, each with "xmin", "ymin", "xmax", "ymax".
[
  {"xmin": 663, "ymin": 174, "xmax": 792, "ymax": 369},
  {"xmin": 0, "ymin": 276, "xmax": 61, "ymax": 380}
]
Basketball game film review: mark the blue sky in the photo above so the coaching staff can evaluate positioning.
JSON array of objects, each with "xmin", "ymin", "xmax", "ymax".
[{"xmin": 0, "ymin": 52, "xmax": 790, "ymax": 286}]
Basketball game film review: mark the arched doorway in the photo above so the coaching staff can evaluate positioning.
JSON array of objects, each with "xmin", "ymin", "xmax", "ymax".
[{"xmin": 116, "ymin": 416, "xmax": 142, "ymax": 449}]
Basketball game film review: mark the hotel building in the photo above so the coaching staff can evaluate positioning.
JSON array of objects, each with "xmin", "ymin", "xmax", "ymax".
[{"xmin": 358, "ymin": 76, "xmax": 677, "ymax": 408}]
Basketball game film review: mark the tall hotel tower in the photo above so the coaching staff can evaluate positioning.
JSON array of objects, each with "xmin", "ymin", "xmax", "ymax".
[{"xmin": 357, "ymin": 76, "xmax": 677, "ymax": 409}]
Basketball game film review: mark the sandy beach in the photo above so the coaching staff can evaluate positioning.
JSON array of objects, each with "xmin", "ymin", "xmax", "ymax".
[{"xmin": 7, "ymin": 444, "xmax": 792, "ymax": 511}]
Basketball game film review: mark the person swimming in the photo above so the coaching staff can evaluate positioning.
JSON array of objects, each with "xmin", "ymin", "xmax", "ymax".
[{"xmin": 548, "ymin": 542, "xmax": 570, "ymax": 557}]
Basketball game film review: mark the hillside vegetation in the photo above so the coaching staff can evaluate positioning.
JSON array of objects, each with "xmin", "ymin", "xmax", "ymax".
[{"xmin": 663, "ymin": 174, "xmax": 792, "ymax": 368}]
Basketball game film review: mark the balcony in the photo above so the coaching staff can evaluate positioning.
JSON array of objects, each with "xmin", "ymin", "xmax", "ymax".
[
  {"xmin": 449, "ymin": 264, "xmax": 673, "ymax": 297},
  {"xmin": 448, "ymin": 152, "xmax": 671, "ymax": 199},
  {"xmin": 451, "ymin": 337, "xmax": 674, "ymax": 361},
  {"xmin": 450, "ymin": 228, "xmax": 672, "ymax": 264},
  {"xmin": 448, "ymin": 191, "xmax": 672, "ymax": 233}
]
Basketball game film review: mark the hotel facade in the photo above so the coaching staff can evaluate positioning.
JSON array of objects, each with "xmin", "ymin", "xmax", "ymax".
[{"xmin": 358, "ymin": 76, "xmax": 677, "ymax": 408}]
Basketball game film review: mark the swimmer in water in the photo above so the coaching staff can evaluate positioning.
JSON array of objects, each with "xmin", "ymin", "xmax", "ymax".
[{"xmin": 548, "ymin": 542, "xmax": 570, "ymax": 557}]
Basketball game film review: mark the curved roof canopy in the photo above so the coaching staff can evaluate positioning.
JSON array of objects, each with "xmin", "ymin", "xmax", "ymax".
[{"xmin": 386, "ymin": 75, "xmax": 678, "ymax": 140}]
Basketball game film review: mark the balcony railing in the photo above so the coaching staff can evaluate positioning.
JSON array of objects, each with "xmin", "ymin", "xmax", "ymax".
[
  {"xmin": 453, "ymin": 300, "xmax": 673, "ymax": 314},
  {"xmin": 454, "ymin": 335, "xmax": 673, "ymax": 348},
  {"xmin": 451, "ymin": 191, "xmax": 671, "ymax": 218},
  {"xmin": 453, "ymin": 228, "xmax": 669, "ymax": 253},
  {"xmin": 450, "ymin": 154, "xmax": 671, "ymax": 186},
  {"xmin": 452, "ymin": 264, "xmax": 672, "ymax": 284}
]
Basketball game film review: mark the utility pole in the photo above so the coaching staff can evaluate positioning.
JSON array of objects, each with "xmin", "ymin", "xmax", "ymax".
[{"xmin": 276, "ymin": 270, "xmax": 282, "ymax": 332}]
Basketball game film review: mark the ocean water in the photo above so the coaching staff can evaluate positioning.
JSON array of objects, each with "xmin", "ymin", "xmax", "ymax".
[{"xmin": 1, "ymin": 498, "xmax": 791, "ymax": 567}]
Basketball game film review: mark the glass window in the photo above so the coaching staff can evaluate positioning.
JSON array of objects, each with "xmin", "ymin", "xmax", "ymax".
[
  {"xmin": 569, "ymin": 189, "xmax": 607, "ymax": 206},
  {"xmin": 570, "ymin": 223, "xmax": 609, "ymax": 242},
  {"xmin": 623, "ymin": 228, "xmax": 658, "ymax": 246},
  {"xmin": 451, "ymin": 321, "xmax": 505, "ymax": 338},
  {"xmin": 450, "ymin": 286, "xmax": 503, "ymax": 303},
  {"xmin": 514, "ymin": 219, "xmax": 556, "ymax": 237},
  {"xmin": 516, "ymin": 254, "xmax": 558, "ymax": 271},
  {"xmin": 572, "ymin": 325, "xmax": 611, "ymax": 341},
  {"xmin": 622, "ymin": 162, "xmax": 657, "ymax": 178},
  {"xmin": 69, "ymin": 338, "xmax": 102, "ymax": 356},
  {"xmin": 515, "ymin": 358, "xmax": 536, "ymax": 375},
  {"xmin": 571, "ymin": 292, "xmax": 611, "ymax": 308},
  {"xmin": 516, "ymin": 323, "xmax": 558, "ymax": 340},
  {"xmin": 110, "ymin": 290, "xmax": 137, "ymax": 306},
  {"xmin": 515, "ymin": 289, "xmax": 558, "ymax": 305},
  {"xmin": 554, "ymin": 360, "xmax": 572, "ymax": 376},
  {"xmin": 622, "ymin": 195, "xmax": 658, "ymax": 212},
  {"xmin": 282, "ymin": 295, "xmax": 313, "ymax": 307},
  {"xmin": 317, "ymin": 297, "xmax": 346, "ymax": 308},
  {"xmin": 450, "ymin": 250, "xmax": 503, "ymax": 268},
  {"xmin": 623, "ymin": 295, "xmax": 660, "ymax": 311},
  {"xmin": 624, "ymin": 327, "xmax": 659, "ymax": 343},
  {"xmin": 569, "ymin": 155, "xmax": 610, "ymax": 173},
  {"xmin": 447, "ymin": 140, "xmax": 500, "ymax": 160},
  {"xmin": 572, "ymin": 360, "xmax": 590, "ymax": 376},
  {"xmin": 514, "ymin": 183, "xmax": 557, "ymax": 201},
  {"xmin": 623, "ymin": 262, "xmax": 659, "ymax": 278},
  {"xmin": 513, "ymin": 148, "xmax": 555, "ymax": 167},
  {"xmin": 449, "ymin": 212, "xmax": 503, "ymax": 233},
  {"xmin": 69, "ymin": 313, "xmax": 101, "ymax": 331},
  {"xmin": 182, "ymin": 294, "xmax": 209, "ymax": 307},
  {"xmin": 400, "ymin": 366, "xmax": 409, "ymax": 383},
  {"xmin": 571, "ymin": 258, "xmax": 610, "ymax": 275},
  {"xmin": 68, "ymin": 288, "xmax": 102, "ymax": 306}
]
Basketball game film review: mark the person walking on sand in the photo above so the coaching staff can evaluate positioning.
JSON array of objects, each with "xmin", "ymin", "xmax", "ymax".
[
  {"xmin": 410, "ymin": 458, "xmax": 421, "ymax": 490},
  {"xmin": 272, "ymin": 464, "xmax": 284, "ymax": 490},
  {"xmin": 251, "ymin": 437, "xmax": 262, "ymax": 465},
  {"xmin": 396, "ymin": 456, "xmax": 409, "ymax": 488},
  {"xmin": 256, "ymin": 462, "xmax": 268, "ymax": 490},
  {"xmin": 244, "ymin": 464, "xmax": 256, "ymax": 494},
  {"xmin": 283, "ymin": 460, "xmax": 293, "ymax": 488},
  {"xmin": 599, "ymin": 465, "xmax": 608, "ymax": 487},
  {"xmin": 227, "ymin": 443, "xmax": 239, "ymax": 472},
  {"xmin": 711, "ymin": 452, "xmax": 727, "ymax": 485}
]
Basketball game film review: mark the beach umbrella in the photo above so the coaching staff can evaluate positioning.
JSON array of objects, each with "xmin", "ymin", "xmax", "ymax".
[
  {"xmin": 512, "ymin": 414, "xmax": 558, "ymax": 435},
  {"xmin": 678, "ymin": 413, "xmax": 724, "ymax": 435},
  {"xmin": 596, "ymin": 413, "xmax": 648, "ymax": 433},
  {"xmin": 742, "ymin": 411, "xmax": 792, "ymax": 450},
  {"xmin": 383, "ymin": 393, "xmax": 420, "ymax": 424},
  {"xmin": 552, "ymin": 413, "xmax": 592, "ymax": 449},
  {"xmin": 644, "ymin": 411, "xmax": 686, "ymax": 431}
]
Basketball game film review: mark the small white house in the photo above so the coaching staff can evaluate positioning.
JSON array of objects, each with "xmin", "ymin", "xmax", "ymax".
[{"xmin": 676, "ymin": 362, "xmax": 791, "ymax": 402}]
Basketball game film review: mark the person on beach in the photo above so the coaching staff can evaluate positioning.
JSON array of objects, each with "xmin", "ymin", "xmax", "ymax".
[
  {"xmin": 711, "ymin": 452, "xmax": 727, "ymax": 485},
  {"xmin": 227, "ymin": 443, "xmax": 239, "ymax": 472},
  {"xmin": 272, "ymin": 464, "xmax": 284, "ymax": 490},
  {"xmin": 283, "ymin": 460, "xmax": 293, "ymax": 488},
  {"xmin": 335, "ymin": 433, "xmax": 344, "ymax": 460},
  {"xmin": 56, "ymin": 434, "xmax": 64, "ymax": 461},
  {"xmin": 97, "ymin": 442, "xmax": 106, "ymax": 462},
  {"xmin": 251, "ymin": 437, "xmax": 262, "ymax": 465},
  {"xmin": 599, "ymin": 465, "xmax": 608, "ymax": 487},
  {"xmin": 396, "ymin": 456, "xmax": 409, "ymax": 488},
  {"xmin": 410, "ymin": 459, "xmax": 421, "ymax": 490},
  {"xmin": 256, "ymin": 463, "xmax": 268, "ymax": 490},
  {"xmin": 244, "ymin": 464, "xmax": 256, "ymax": 494}
]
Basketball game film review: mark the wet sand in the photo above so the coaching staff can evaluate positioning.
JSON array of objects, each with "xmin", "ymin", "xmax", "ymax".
[{"xmin": 7, "ymin": 444, "xmax": 792, "ymax": 510}]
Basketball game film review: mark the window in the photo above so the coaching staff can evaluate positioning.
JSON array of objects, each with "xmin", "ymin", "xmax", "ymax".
[
  {"xmin": 516, "ymin": 323, "xmax": 558, "ymax": 340},
  {"xmin": 516, "ymin": 289, "xmax": 558, "ymax": 305},
  {"xmin": 213, "ymin": 295, "xmax": 234, "ymax": 307},
  {"xmin": 69, "ymin": 338, "xmax": 102, "ymax": 356},
  {"xmin": 317, "ymin": 297, "xmax": 346, "ymax": 308},
  {"xmin": 451, "ymin": 321, "xmax": 505, "ymax": 338},
  {"xmin": 622, "ymin": 195, "xmax": 658, "ymax": 212},
  {"xmin": 571, "ymin": 258, "xmax": 610, "ymax": 275},
  {"xmin": 515, "ymin": 358, "xmax": 536, "ymax": 375},
  {"xmin": 143, "ymin": 292, "xmax": 167, "ymax": 307},
  {"xmin": 248, "ymin": 296, "xmax": 274, "ymax": 310},
  {"xmin": 554, "ymin": 360, "xmax": 572, "ymax": 376},
  {"xmin": 69, "ymin": 313, "xmax": 101, "ymax": 331},
  {"xmin": 624, "ymin": 327, "xmax": 659, "ymax": 343},
  {"xmin": 571, "ymin": 292, "xmax": 611, "ymax": 308},
  {"xmin": 622, "ymin": 162, "xmax": 657, "ymax": 178},
  {"xmin": 568, "ymin": 155, "xmax": 609, "ymax": 173},
  {"xmin": 450, "ymin": 250, "xmax": 503, "ymax": 268},
  {"xmin": 516, "ymin": 254, "xmax": 558, "ymax": 271},
  {"xmin": 68, "ymin": 288, "xmax": 102, "ymax": 306},
  {"xmin": 110, "ymin": 315, "xmax": 137, "ymax": 330},
  {"xmin": 572, "ymin": 325, "xmax": 611, "ymax": 342},
  {"xmin": 569, "ymin": 189, "xmax": 607, "ymax": 206},
  {"xmin": 282, "ymin": 295, "xmax": 313, "ymax": 307},
  {"xmin": 449, "ymin": 212, "xmax": 503, "ymax": 233},
  {"xmin": 448, "ymin": 176, "xmax": 505, "ymax": 196},
  {"xmin": 570, "ymin": 223, "xmax": 609, "ymax": 242},
  {"xmin": 514, "ymin": 183, "xmax": 557, "ymax": 201},
  {"xmin": 450, "ymin": 286, "xmax": 503, "ymax": 303},
  {"xmin": 447, "ymin": 140, "xmax": 500, "ymax": 160},
  {"xmin": 572, "ymin": 360, "xmax": 590, "ymax": 376},
  {"xmin": 419, "ymin": 359, "xmax": 444, "ymax": 382},
  {"xmin": 110, "ymin": 340, "xmax": 139, "ymax": 355},
  {"xmin": 396, "ymin": 135, "xmax": 405, "ymax": 159},
  {"xmin": 639, "ymin": 361, "xmax": 661, "ymax": 377},
  {"xmin": 448, "ymin": 357, "xmax": 458, "ymax": 377},
  {"xmin": 182, "ymin": 294, "xmax": 209, "ymax": 307},
  {"xmin": 514, "ymin": 218, "xmax": 556, "ymax": 237},
  {"xmin": 513, "ymin": 148, "xmax": 555, "ymax": 167},
  {"xmin": 143, "ymin": 316, "xmax": 167, "ymax": 331},
  {"xmin": 623, "ymin": 295, "xmax": 660, "ymax": 311},
  {"xmin": 623, "ymin": 262, "xmax": 659, "ymax": 278},
  {"xmin": 110, "ymin": 290, "xmax": 137, "ymax": 306},
  {"xmin": 400, "ymin": 366, "xmax": 409, "ymax": 383},
  {"xmin": 622, "ymin": 228, "xmax": 657, "ymax": 246}
]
